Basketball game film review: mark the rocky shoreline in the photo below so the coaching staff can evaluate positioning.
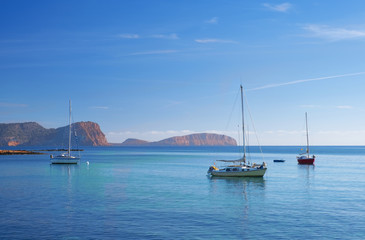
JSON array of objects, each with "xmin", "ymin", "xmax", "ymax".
[
  {"xmin": 0, "ymin": 149, "xmax": 83, "ymax": 155},
  {"xmin": 0, "ymin": 150, "xmax": 44, "ymax": 155}
]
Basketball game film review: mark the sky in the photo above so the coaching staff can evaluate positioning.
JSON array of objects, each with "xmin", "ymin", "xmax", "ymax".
[{"xmin": 2, "ymin": 0, "xmax": 365, "ymax": 145}]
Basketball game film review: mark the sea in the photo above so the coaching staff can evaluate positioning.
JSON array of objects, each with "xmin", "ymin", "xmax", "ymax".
[{"xmin": 1, "ymin": 146, "xmax": 365, "ymax": 239}]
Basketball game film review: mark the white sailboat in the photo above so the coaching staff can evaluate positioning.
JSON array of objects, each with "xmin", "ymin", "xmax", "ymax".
[
  {"xmin": 207, "ymin": 85, "xmax": 267, "ymax": 177},
  {"xmin": 50, "ymin": 100, "xmax": 80, "ymax": 164}
]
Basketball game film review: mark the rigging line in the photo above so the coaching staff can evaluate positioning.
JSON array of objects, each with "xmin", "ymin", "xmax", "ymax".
[
  {"xmin": 225, "ymin": 88, "xmax": 240, "ymax": 131},
  {"xmin": 71, "ymin": 107, "xmax": 80, "ymax": 156},
  {"xmin": 241, "ymin": 85, "xmax": 265, "ymax": 162},
  {"xmin": 246, "ymin": 124, "xmax": 251, "ymax": 163},
  {"xmin": 237, "ymin": 124, "xmax": 241, "ymax": 157}
]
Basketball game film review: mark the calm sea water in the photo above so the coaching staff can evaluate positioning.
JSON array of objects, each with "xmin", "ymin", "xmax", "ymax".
[{"xmin": 1, "ymin": 146, "xmax": 365, "ymax": 239}]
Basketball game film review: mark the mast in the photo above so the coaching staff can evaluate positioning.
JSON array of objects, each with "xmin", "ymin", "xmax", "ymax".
[
  {"xmin": 68, "ymin": 100, "xmax": 72, "ymax": 156},
  {"xmin": 305, "ymin": 112, "xmax": 310, "ymax": 158},
  {"xmin": 240, "ymin": 85, "xmax": 246, "ymax": 163}
]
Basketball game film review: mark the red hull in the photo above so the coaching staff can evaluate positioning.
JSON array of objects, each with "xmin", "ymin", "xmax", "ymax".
[{"xmin": 297, "ymin": 158, "xmax": 315, "ymax": 165}]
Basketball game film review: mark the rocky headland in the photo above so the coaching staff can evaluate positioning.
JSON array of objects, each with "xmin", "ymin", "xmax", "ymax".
[{"xmin": 0, "ymin": 122, "xmax": 109, "ymax": 147}]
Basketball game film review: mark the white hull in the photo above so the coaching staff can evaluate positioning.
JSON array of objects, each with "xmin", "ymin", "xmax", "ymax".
[
  {"xmin": 50, "ymin": 155, "xmax": 80, "ymax": 164},
  {"xmin": 210, "ymin": 168, "xmax": 266, "ymax": 177}
]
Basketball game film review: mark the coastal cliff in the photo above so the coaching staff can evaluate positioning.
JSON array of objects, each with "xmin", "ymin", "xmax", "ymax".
[
  {"xmin": 119, "ymin": 133, "xmax": 237, "ymax": 146},
  {"xmin": 0, "ymin": 122, "xmax": 109, "ymax": 146}
]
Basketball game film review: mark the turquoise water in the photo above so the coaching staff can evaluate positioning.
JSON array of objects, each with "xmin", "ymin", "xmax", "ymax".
[{"xmin": 1, "ymin": 146, "xmax": 365, "ymax": 239}]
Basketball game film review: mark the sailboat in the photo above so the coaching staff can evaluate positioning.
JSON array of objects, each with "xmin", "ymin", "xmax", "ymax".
[
  {"xmin": 297, "ymin": 112, "xmax": 315, "ymax": 165},
  {"xmin": 207, "ymin": 85, "xmax": 267, "ymax": 177},
  {"xmin": 50, "ymin": 100, "xmax": 80, "ymax": 164}
]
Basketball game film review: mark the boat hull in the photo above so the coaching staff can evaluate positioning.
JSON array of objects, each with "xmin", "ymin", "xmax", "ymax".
[
  {"xmin": 273, "ymin": 160, "xmax": 285, "ymax": 162},
  {"xmin": 297, "ymin": 158, "xmax": 315, "ymax": 165},
  {"xmin": 50, "ymin": 156, "xmax": 80, "ymax": 164},
  {"xmin": 210, "ymin": 168, "xmax": 266, "ymax": 177}
]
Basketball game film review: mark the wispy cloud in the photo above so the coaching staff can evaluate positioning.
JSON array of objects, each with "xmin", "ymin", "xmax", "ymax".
[
  {"xmin": 89, "ymin": 106, "xmax": 109, "ymax": 110},
  {"xmin": 336, "ymin": 105, "xmax": 353, "ymax": 109},
  {"xmin": 118, "ymin": 33, "xmax": 140, "ymax": 39},
  {"xmin": 249, "ymin": 72, "xmax": 365, "ymax": 91},
  {"xmin": 300, "ymin": 105, "xmax": 355, "ymax": 110},
  {"xmin": 300, "ymin": 105, "xmax": 321, "ymax": 108},
  {"xmin": 148, "ymin": 130, "xmax": 195, "ymax": 135},
  {"xmin": 195, "ymin": 38, "xmax": 237, "ymax": 44},
  {"xmin": 150, "ymin": 33, "xmax": 179, "ymax": 40},
  {"xmin": 303, "ymin": 24, "xmax": 365, "ymax": 41},
  {"xmin": 118, "ymin": 33, "xmax": 179, "ymax": 40},
  {"xmin": 264, "ymin": 130, "xmax": 304, "ymax": 135},
  {"xmin": 205, "ymin": 17, "xmax": 218, "ymax": 24},
  {"xmin": 128, "ymin": 49, "xmax": 178, "ymax": 56},
  {"xmin": 163, "ymin": 100, "xmax": 184, "ymax": 108},
  {"xmin": 263, "ymin": 2, "xmax": 292, "ymax": 12},
  {"xmin": 0, "ymin": 102, "xmax": 27, "ymax": 107}
]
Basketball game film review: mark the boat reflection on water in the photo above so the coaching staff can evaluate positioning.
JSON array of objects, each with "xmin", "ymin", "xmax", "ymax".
[
  {"xmin": 207, "ymin": 176, "xmax": 266, "ymax": 222},
  {"xmin": 297, "ymin": 163, "xmax": 315, "ymax": 174},
  {"xmin": 49, "ymin": 163, "xmax": 80, "ymax": 177},
  {"xmin": 297, "ymin": 164, "xmax": 315, "ymax": 192},
  {"xmin": 208, "ymin": 176, "xmax": 266, "ymax": 195},
  {"xmin": 297, "ymin": 163, "xmax": 315, "ymax": 175}
]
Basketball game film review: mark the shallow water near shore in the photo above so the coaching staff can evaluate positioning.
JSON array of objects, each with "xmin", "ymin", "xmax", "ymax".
[{"xmin": 1, "ymin": 146, "xmax": 365, "ymax": 239}]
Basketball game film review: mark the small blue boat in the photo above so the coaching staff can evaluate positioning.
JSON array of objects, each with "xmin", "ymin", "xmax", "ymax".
[{"xmin": 273, "ymin": 159, "xmax": 285, "ymax": 163}]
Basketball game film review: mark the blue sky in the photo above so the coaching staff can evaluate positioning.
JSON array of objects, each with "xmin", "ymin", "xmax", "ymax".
[{"xmin": 2, "ymin": 1, "xmax": 365, "ymax": 145}]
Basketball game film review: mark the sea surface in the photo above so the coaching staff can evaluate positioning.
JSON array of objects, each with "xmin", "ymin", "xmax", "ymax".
[{"xmin": 1, "ymin": 146, "xmax": 365, "ymax": 239}]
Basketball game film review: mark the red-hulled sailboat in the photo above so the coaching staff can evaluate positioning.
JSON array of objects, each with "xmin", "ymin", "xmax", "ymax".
[{"xmin": 297, "ymin": 112, "xmax": 315, "ymax": 165}]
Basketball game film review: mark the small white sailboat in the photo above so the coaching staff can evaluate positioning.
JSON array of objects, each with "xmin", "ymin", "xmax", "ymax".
[
  {"xmin": 50, "ymin": 100, "xmax": 80, "ymax": 164},
  {"xmin": 207, "ymin": 85, "xmax": 267, "ymax": 177}
]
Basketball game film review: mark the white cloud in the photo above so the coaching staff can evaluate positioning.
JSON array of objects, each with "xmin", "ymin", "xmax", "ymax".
[
  {"xmin": 151, "ymin": 33, "xmax": 179, "ymax": 40},
  {"xmin": 303, "ymin": 24, "xmax": 365, "ymax": 41},
  {"xmin": 264, "ymin": 130, "xmax": 304, "ymax": 135},
  {"xmin": 205, "ymin": 17, "xmax": 218, "ymax": 24},
  {"xmin": 263, "ymin": 2, "xmax": 292, "ymax": 12},
  {"xmin": 118, "ymin": 33, "xmax": 140, "ymax": 39},
  {"xmin": 195, "ymin": 38, "xmax": 237, "ymax": 44},
  {"xmin": 148, "ymin": 130, "xmax": 195, "ymax": 135},
  {"xmin": 0, "ymin": 102, "xmax": 27, "ymax": 107},
  {"xmin": 317, "ymin": 130, "xmax": 365, "ymax": 136},
  {"xmin": 128, "ymin": 49, "xmax": 178, "ymax": 56},
  {"xmin": 300, "ymin": 105, "xmax": 321, "ymax": 108},
  {"xmin": 118, "ymin": 33, "xmax": 179, "ymax": 40},
  {"xmin": 108, "ymin": 131, "xmax": 136, "ymax": 136},
  {"xmin": 89, "ymin": 106, "xmax": 109, "ymax": 110},
  {"xmin": 336, "ymin": 105, "xmax": 353, "ymax": 109},
  {"xmin": 163, "ymin": 100, "xmax": 184, "ymax": 108},
  {"xmin": 249, "ymin": 72, "xmax": 365, "ymax": 91}
]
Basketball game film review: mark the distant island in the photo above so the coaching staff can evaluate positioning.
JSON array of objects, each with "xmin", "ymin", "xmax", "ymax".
[
  {"xmin": 0, "ymin": 122, "xmax": 109, "ymax": 147},
  {"xmin": 113, "ymin": 133, "xmax": 237, "ymax": 146}
]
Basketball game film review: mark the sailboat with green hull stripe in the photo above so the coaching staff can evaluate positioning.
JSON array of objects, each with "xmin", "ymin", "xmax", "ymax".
[{"xmin": 207, "ymin": 85, "xmax": 267, "ymax": 177}]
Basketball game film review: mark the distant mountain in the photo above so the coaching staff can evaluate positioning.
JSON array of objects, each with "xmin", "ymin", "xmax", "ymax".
[
  {"xmin": 0, "ymin": 121, "xmax": 109, "ymax": 147},
  {"xmin": 118, "ymin": 138, "xmax": 150, "ymax": 146},
  {"xmin": 118, "ymin": 133, "xmax": 237, "ymax": 146}
]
